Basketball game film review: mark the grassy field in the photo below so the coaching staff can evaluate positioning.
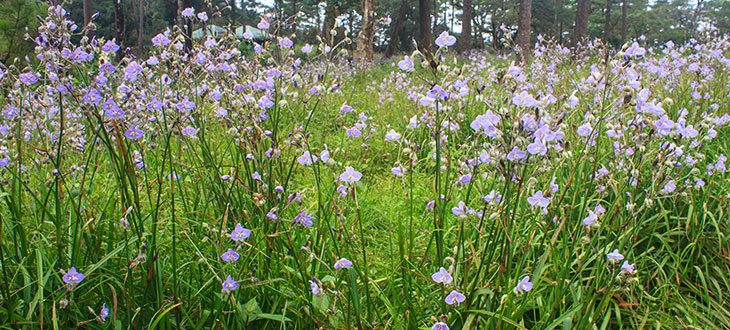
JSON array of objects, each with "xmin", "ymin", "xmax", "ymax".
[{"xmin": 1, "ymin": 7, "xmax": 730, "ymax": 330}]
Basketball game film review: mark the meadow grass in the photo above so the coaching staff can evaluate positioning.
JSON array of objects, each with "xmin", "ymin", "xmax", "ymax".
[{"xmin": 1, "ymin": 6, "xmax": 730, "ymax": 330}]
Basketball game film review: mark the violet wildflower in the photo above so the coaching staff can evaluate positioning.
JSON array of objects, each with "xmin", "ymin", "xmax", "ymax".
[
  {"xmin": 181, "ymin": 126, "xmax": 198, "ymax": 137},
  {"xmin": 125, "ymin": 125, "xmax": 144, "ymax": 140},
  {"xmin": 339, "ymin": 166, "xmax": 362, "ymax": 183},
  {"xmin": 444, "ymin": 290, "xmax": 466, "ymax": 305},
  {"xmin": 663, "ymin": 180, "xmax": 676, "ymax": 194},
  {"xmin": 257, "ymin": 18, "xmax": 270, "ymax": 29},
  {"xmin": 152, "ymin": 33, "xmax": 170, "ymax": 47},
  {"xmin": 398, "ymin": 56, "xmax": 414, "ymax": 71},
  {"xmin": 63, "ymin": 267, "xmax": 86, "ymax": 285},
  {"xmin": 607, "ymin": 249, "xmax": 624, "ymax": 264},
  {"xmin": 297, "ymin": 151, "xmax": 318, "ymax": 166},
  {"xmin": 309, "ymin": 280, "xmax": 320, "ymax": 295},
  {"xmin": 385, "ymin": 129, "xmax": 401, "ymax": 141},
  {"xmin": 431, "ymin": 267, "xmax": 453, "ymax": 284},
  {"xmin": 620, "ymin": 261, "xmax": 635, "ymax": 273},
  {"xmin": 432, "ymin": 322, "xmax": 449, "ymax": 330},
  {"xmin": 435, "ymin": 31, "xmax": 456, "ymax": 47},
  {"xmin": 279, "ymin": 37, "xmax": 293, "ymax": 49},
  {"xmin": 526, "ymin": 140, "xmax": 547, "ymax": 155},
  {"xmin": 221, "ymin": 248, "xmax": 240, "ymax": 263},
  {"xmin": 527, "ymin": 191, "xmax": 550, "ymax": 208},
  {"xmin": 301, "ymin": 44, "xmax": 313, "ymax": 53},
  {"xmin": 97, "ymin": 303, "xmax": 109, "ymax": 322},
  {"xmin": 334, "ymin": 258, "xmax": 353, "ymax": 269},
  {"xmin": 514, "ymin": 276, "xmax": 533, "ymax": 294},
  {"xmin": 181, "ymin": 7, "xmax": 195, "ymax": 17},
  {"xmin": 222, "ymin": 275, "xmax": 239, "ymax": 292},
  {"xmin": 230, "ymin": 224, "xmax": 251, "ymax": 242},
  {"xmin": 294, "ymin": 210, "xmax": 313, "ymax": 227}
]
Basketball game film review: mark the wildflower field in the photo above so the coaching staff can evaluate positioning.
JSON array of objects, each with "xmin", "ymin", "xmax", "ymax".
[{"xmin": 2, "ymin": 6, "xmax": 730, "ymax": 330}]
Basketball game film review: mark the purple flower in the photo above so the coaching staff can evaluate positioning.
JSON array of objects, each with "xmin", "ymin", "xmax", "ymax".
[
  {"xmin": 101, "ymin": 40, "xmax": 120, "ymax": 53},
  {"xmin": 507, "ymin": 147, "xmax": 527, "ymax": 161},
  {"xmin": 444, "ymin": 290, "xmax": 466, "ymax": 305},
  {"xmin": 620, "ymin": 261, "xmax": 635, "ymax": 273},
  {"xmin": 340, "ymin": 104, "xmax": 353, "ymax": 114},
  {"xmin": 257, "ymin": 18, "xmax": 270, "ymax": 30},
  {"xmin": 62, "ymin": 267, "xmax": 85, "ymax": 284},
  {"xmin": 431, "ymin": 267, "xmax": 453, "ymax": 284},
  {"xmin": 294, "ymin": 210, "xmax": 313, "ymax": 227},
  {"xmin": 297, "ymin": 151, "xmax": 318, "ymax": 166},
  {"xmin": 391, "ymin": 166, "xmax": 405, "ymax": 176},
  {"xmin": 181, "ymin": 7, "xmax": 195, "ymax": 17},
  {"xmin": 607, "ymin": 249, "xmax": 624, "ymax": 264},
  {"xmin": 385, "ymin": 129, "xmax": 401, "ymax": 141},
  {"xmin": 398, "ymin": 56, "xmax": 414, "ymax": 71},
  {"xmin": 432, "ymin": 322, "xmax": 449, "ymax": 330},
  {"xmin": 230, "ymin": 224, "xmax": 251, "ymax": 242},
  {"xmin": 334, "ymin": 258, "xmax": 353, "ymax": 269},
  {"xmin": 83, "ymin": 89, "xmax": 102, "ymax": 104},
  {"xmin": 513, "ymin": 91, "xmax": 538, "ymax": 107},
  {"xmin": 625, "ymin": 42, "xmax": 646, "ymax": 57},
  {"xmin": 252, "ymin": 172, "xmax": 262, "ymax": 181},
  {"xmin": 514, "ymin": 276, "xmax": 533, "ymax": 294},
  {"xmin": 435, "ymin": 31, "xmax": 456, "ymax": 47},
  {"xmin": 221, "ymin": 248, "xmax": 240, "ymax": 263},
  {"xmin": 428, "ymin": 85, "xmax": 448, "ymax": 100},
  {"xmin": 526, "ymin": 141, "xmax": 547, "ymax": 155},
  {"xmin": 309, "ymin": 280, "xmax": 320, "ymax": 295},
  {"xmin": 98, "ymin": 303, "xmax": 109, "ymax": 322},
  {"xmin": 339, "ymin": 166, "xmax": 362, "ymax": 183},
  {"xmin": 527, "ymin": 191, "xmax": 550, "ymax": 208},
  {"xmin": 663, "ymin": 180, "xmax": 676, "ymax": 194},
  {"xmin": 222, "ymin": 275, "xmax": 239, "ymax": 292},
  {"xmin": 582, "ymin": 211, "xmax": 598, "ymax": 226},
  {"xmin": 279, "ymin": 37, "xmax": 293, "ymax": 49},
  {"xmin": 19, "ymin": 72, "xmax": 39, "ymax": 85},
  {"xmin": 301, "ymin": 44, "xmax": 313, "ymax": 53},
  {"xmin": 181, "ymin": 126, "xmax": 198, "ymax": 137},
  {"xmin": 125, "ymin": 125, "xmax": 144, "ymax": 140}
]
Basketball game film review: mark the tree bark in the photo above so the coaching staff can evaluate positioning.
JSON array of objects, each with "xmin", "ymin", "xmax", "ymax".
[
  {"xmin": 603, "ymin": 0, "xmax": 611, "ymax": 44},
  {"xmin": 137, "ymin": 0, "xmax": 145, "ymax": 50},
  {"xmin": 574, "ymin": 0, "xmax": 591, "ymax": 46},
  {"xmin": 385, "ymin": 0, "xmax": 409, "ymax": 57},
  {"xmin": 461, "ymin": 0, "xmax": 472, "ymax": 54},
  {"xmin": 323, "ymin": 0, "xmax": 337, "ymax": 44},
  {"xmin": 113, "ymin": 0, "xmax": 126, "ymax": 60},
  {"xmin": 516, "ymin": 0, "xmax": 532, "ymax": 62},
  {"xmin": 83, "ymin": 0, "xmax": 92, "ymax": 26},
  {"xmin": 356, "ymin": 0, "xmax": 377, "ymax": 62},
  {"xmin": 419, "ymin": 0, "xmax": 432, "ymax": 51},
  {"xmin": 553, "ymin": 0, "xmax": 559, "ymax": 38},
  {"xmin": 621, "ymin": 0, "xmax": 627, "ymax": 44}
]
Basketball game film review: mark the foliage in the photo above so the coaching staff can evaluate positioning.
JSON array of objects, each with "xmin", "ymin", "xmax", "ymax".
[{"xmin": 1, "ymin": 4, "xmax": 730, "ymax": 330}]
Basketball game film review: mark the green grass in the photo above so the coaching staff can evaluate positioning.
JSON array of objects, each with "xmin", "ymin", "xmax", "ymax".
[{"xmin": 1, "ymin": 16, "xmax": 730, "ymax": 329}]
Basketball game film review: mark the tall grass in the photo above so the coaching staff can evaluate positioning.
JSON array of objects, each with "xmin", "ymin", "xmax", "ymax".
[{"xmin": 0, "ymin": 5, "xmax": 729, "ymax": 329}]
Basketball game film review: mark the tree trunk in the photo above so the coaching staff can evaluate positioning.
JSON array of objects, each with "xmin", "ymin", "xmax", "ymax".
[
  {"xmin": 113, "ymin": 0, "xmax": 126, "ymax": 49},
  {"xmin": 289, "ymin": 0, "xmax": 297, "ymax": 35},
  {"xmin": 574, "ymin": 0, "xmax": 590, "ymax": 47},
  {"xmin": 461, "ymin": 0, "xmax": 472, "ymax": 54},
  {"xmin": 516, "ymin": 0, "xmax": 532, "ymax": 62},
  {"xmin": 621, "ymin": 0, "xmax": 627, "ymax": 44},
  {"xmin": 553, "ymin": 0, "xmax": 559, "ymax": 39},
  {"xmin": 177, "ymin": 0, "xmax": 183, "ymax": 27},
  {"xmin": 83, "ymin": 0, "xmax": 92, "ymax": 26},
  {"xmin": 323, "ymin": 0, "xmax": 337, "ymax": 44},
  {"xmin": 419, "ymin": 0, "xmax": 431, "ymax": 51},
  {"xmin": 385, "ymin": 0, "xmax": 409, "ymax": 57},
  {"xmin": 603, "ymin": 0, "xmax": 611, "ymax": 44},
  {"xmin": 356, "ymin": 0, "xmax": 377, "ymax": 62},
  {"xmin": 137, "ymin": 0, "xmax": 144, "ymax": 50}
]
